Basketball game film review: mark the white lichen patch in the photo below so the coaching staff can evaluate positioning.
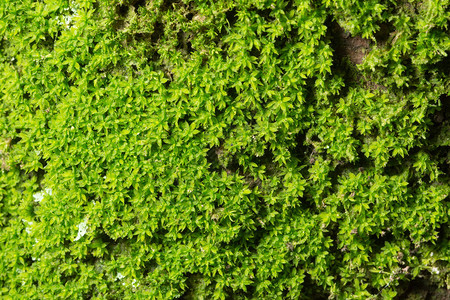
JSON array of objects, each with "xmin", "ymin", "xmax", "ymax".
[
  {"xmin": 115, "ymin": 272, "xmax": 125, "ymax": 281},
  {"xmin": 33, "ymin": 191, "xmax": 44, "ymax": 203},
  {"xmin": 131, "ymin": 278, "xmax": 139, "ymax": 288},
  {"xmin": 33, "ymin": 188, "xmax": 52, "ymax": 203},
  {"xmin": 56, "ymin": 1, "xmax": 79, "ymax": 29},
  {"xmin": 74, "ymin": 218, "xmax": 89, "ymax": 241},
  {"xmin": 21, "ymin": 219, "xmax": 33, "ymax": 234}
]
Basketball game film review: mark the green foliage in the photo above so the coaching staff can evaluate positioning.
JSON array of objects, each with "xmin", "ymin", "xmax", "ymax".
[{"xmin": 0, "ymin": 0, "xmax": 449, "ymax": 298}]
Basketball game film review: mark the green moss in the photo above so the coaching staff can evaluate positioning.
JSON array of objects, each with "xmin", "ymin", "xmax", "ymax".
[{"xmin": 0, "ymin": 0, "xmax": 449, "ymax": 298}]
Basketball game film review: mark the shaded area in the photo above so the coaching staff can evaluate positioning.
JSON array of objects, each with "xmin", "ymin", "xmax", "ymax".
[
  {"xmin": 396, "ymin": 278, "xmax": 450, "ymax": 300},
  {"xmin": 329, "ymin": 21, "xmax": 371, "ymax": 65}
]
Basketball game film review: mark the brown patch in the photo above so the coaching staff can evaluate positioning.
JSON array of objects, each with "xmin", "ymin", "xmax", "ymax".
[
  {"xmin": 402, "ymin": 0, "xmax": 417, "ymax": 15},
  {"xmin": 113, "ymin": 19, "xmax": 127, "ymax": 31},
  {"xmin": 1, "ymin": 156, "xmax": 10, "ymax": 171},
  {"xmin": 364, "ymin": 79, "xmax": 388, "ymax": 92},
  {"xmin": 286, "ymin": 242, "xmax": 294, "ymax": 251},
  {"xmin": 210, "ymin": 207, "xmax": 224, "ymax": 221},
  {"xmin": 192, "ymin": 14, "xmax": 206, "ymax": 23},
  {"xmin": 244, "ymin": 172, "xmax": 262, "ymax": 190},
  {"xmin": 1, "ymin": 138, "xmax": 11, "ymax": 171},
  {"xmin": 331, "ymin": 22, "xmax": 371, "ymax": 65}
]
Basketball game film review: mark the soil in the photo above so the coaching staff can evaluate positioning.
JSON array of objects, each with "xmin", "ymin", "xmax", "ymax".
[{"xmin": 330, "ymin": 22, "xmax": 371, "ymax": 65}]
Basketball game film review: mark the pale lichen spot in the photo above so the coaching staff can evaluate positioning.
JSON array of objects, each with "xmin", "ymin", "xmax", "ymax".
[
  {"xmin": 132, "ymin": 278, "xmax": 139, "ymax": 288},
  {"xmin": 116, "ymin": 272, "xmax": 125, "ymax": 281},
  {"xmin": 22, "ymin": 219, "xmax": 33, "ymax": 234},
  {"xmin": 33, "ymin": 192, "xmax": 44, "ymax": 203},
  {"xmin": 74, "ymin": 218, "xmax": 89, "ymax": 241},
  {"xmin": 33, "ymin": 188, "xmax": 52, "ymax": 203},
  {"xmin": 431, "ymin": 267, "xmax": 440, "ymax": 274}
]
